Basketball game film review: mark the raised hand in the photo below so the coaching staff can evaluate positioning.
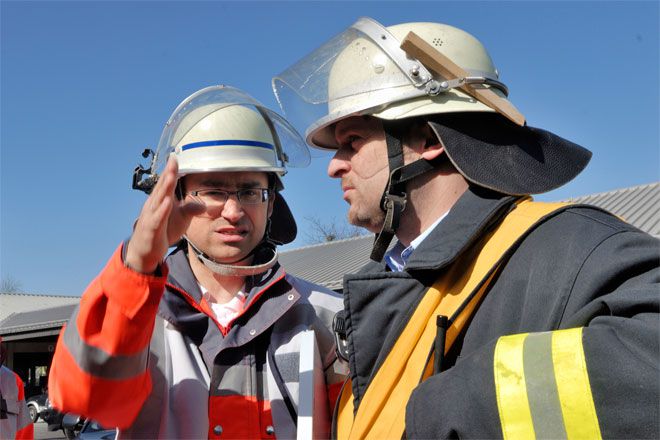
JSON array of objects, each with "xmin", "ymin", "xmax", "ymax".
[{"xmin": 125, "ymin": 156, "xmax": 205, "ymax": 274}]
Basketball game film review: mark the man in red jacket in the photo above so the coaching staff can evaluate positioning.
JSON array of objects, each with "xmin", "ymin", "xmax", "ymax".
[
  {"xmin": 0, "ymin": 337, "xmax": 34, "ymax": 440},
  {"xmin": 49, "ymin": 86, "xmax": 345, "ymax": 438}
]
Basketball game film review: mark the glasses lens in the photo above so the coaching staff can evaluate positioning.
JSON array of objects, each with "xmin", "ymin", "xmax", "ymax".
[
  {"xmin": 238, "ymin": 189, "xmax": 266, "ymax": 204},
  {"xmin": 195, "ymin": 189, "xmax": 227, "ymax": 207},
  {"xmin": 190, "ymin": 189, "xmax": 269, "ymax": 207}
]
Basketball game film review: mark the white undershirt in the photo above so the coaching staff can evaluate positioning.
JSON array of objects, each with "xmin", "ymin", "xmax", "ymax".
[{"xmin": 198, "ymin": 282, "xmax": 247, "ymax": 327}]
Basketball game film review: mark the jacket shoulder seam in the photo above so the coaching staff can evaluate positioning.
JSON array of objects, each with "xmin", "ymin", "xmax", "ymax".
[
  {"xmin": 563, "ymin": 207, "xmax": 632, "ymax": 233},
  {"xmin": 557, "ymin": 229, "xmax": 634, "ymax": 323}
]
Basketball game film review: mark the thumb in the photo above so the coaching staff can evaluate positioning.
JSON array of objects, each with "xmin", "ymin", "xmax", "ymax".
[{"xmin": 181, "ymin": 200, "xmax": 207, "ymax": 217}]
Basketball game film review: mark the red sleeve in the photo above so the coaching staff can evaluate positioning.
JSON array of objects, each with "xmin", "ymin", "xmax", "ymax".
[
  {"xmin": 48, "ymin": 243, "xmax": 168, "ymax": 429},
  {"xmin": 14, "ymin": 422, "xmax": 34, "ymax": 440}
]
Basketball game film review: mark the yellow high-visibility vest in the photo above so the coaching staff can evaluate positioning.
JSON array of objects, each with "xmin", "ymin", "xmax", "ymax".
[{"xmin": 336, "ymin": 199, "xmax": 570, "ymax": 440}]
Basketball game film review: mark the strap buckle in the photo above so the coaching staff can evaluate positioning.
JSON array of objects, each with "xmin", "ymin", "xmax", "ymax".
[{"xmin": 333, "ymin": 310, "xmax": 350, "ymax": 362}]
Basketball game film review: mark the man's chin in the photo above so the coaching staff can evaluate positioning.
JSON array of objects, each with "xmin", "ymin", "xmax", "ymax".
[
  {"xmin": 211, "ymin": 252, "xmax": 253, "ymax": 266},
  {"xmin": 349, "ymin": 212, "xmax": 382, "ymax": 235},
  {"xmin": 204, "ymin": 244, "xmax": 253, "ymax": 265}
]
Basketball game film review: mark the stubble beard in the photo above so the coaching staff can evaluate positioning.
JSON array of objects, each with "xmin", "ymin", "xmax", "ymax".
[{"xmin": 348, "ymin": 203, "xmax": 386, "ymax": 234}]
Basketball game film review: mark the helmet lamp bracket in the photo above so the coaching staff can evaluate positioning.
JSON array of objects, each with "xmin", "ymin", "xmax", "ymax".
[{"xmin": 132, "ymin": 148, "xmax": 158, "ymax": 194}]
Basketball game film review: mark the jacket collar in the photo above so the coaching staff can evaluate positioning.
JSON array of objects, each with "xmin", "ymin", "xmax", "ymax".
[
  {"xmin": 402, "ymin": 186, "xmax": 519, "ymax": 272},
  {"xmin": 159, "ymin": 246, "xmax": 290, "ymax": 344},
  {"xmin": 165, "ymin": 246, "xmax": 286, "ymax": 305}
]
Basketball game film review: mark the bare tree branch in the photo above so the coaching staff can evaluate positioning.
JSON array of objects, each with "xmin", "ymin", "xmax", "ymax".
[
  {"xmin": 304, "ymin": 216, "xmax": 367, "ymax": 244},
  {"xmin": 1, "ymin": 276, "xmax": 23, "ymax": 293}
]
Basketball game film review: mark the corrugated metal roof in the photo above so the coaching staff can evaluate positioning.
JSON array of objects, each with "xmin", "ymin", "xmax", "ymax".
[
  {"xmin": 281, "ymin": 182, "xmax": 660, "ymax": 289},
  {"xmin": 279, "ymin": 235, "xmax": 374, "ymax": 291},
  {"xmin": 0, "ymin": 293, "xmax": 80, "ymax": 322},
  {"xmin": 0, "ymin": 303, "xmax": 77, "ymax": 335}
]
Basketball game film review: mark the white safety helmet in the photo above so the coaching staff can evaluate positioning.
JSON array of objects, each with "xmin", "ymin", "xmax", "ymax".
[
  {"xmin": 154, "ymin": 85, "xmax": 309, "ymax": 188},
  {"xmin": 133, "ymin": 85, "xmax": 311, "ymax": 275},
  {"xmin": 273, "ymin": 17, "xmax": 510, "ymax": 149},
  {"xmin": 273, "ymin": 18, "xmax": 590, "ymax": 263}
]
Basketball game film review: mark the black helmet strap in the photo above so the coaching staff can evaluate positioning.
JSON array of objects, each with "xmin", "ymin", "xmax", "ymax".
[{"xmin": 370, "ymin": 122, "xmax": 437, "ymax": 262}]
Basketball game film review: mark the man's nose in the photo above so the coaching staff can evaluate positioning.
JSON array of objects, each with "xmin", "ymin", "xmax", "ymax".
[
  {"xmin": 220, "ymin": 196, "xmax": 244, "ymax": 221},
  {"xmin": 328, "ymin": 150, "xmax": 350, "ymax": 178}
]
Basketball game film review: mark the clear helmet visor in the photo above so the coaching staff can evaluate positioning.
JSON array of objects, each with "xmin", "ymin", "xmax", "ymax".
[
  {"xmin": 273, "ymin": 18, "xmax": 422, "ymax": 149},
  {"xmin": 273, "ymin": 18, "xmax": 504, "ymax": 149},
  {"xmin": 153, "ymin": 85, "xmax": 310, "ymax": 177}
]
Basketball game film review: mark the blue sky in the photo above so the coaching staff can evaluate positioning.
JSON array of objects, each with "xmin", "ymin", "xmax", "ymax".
[{"xmin": 1, "ymin": 1, "xmax": 658, "ymax": 296}]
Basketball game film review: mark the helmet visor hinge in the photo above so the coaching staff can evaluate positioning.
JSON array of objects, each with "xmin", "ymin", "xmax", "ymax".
[{"xmin": 429, "ymin": 76, "xmax": 509, "ymax": 97}]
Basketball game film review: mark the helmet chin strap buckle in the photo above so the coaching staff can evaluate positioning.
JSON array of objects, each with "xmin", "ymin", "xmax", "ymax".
[
  {"xmin": 369, "ymin": 125, "xmax": 439, "ymax": 262},
  {"xmin": 382, "ymin": 192, "xmax": 407, "ymax": 230},
  {"xmin": 371, "ymin": 191, "xmax": 407, "ymax": 262}
]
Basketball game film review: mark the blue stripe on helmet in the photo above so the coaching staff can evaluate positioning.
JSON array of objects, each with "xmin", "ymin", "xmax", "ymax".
[{"xmin": 181, "ymin": 140, "xmax": 274, "ymax": 151}]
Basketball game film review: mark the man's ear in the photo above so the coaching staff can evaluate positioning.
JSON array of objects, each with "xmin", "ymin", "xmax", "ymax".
[{"xmin": 419, "ymin": 122, "xmax": 445, "ymax": 161}]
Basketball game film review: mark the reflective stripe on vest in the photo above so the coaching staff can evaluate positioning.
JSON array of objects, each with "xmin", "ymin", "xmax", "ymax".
[
  {"xmin": 494, "ymin": 328, "xmax": 602, "ymax": 440},
  {"xmin": 336, "ymin": 199, "xmax": 571, "ymax": 439}
]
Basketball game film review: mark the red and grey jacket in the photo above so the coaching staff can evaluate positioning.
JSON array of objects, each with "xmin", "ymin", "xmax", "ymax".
[
  {"xmin": 48, "ymin": 243, "xmax": 346, "ymax": 439},
  {"xmin": 0, "ymin": 365, "xmax": 33, "ymax": 440}
]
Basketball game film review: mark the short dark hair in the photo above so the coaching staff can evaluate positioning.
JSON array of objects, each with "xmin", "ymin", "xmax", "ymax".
[{"xmin": 267, "ymin": 173, "xmax": 278, "ymax": 191}]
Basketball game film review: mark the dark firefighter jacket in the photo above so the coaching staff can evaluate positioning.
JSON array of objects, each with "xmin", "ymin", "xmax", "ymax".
[{"xmin": 340, "ymin": 186, "xmax": 659, "ymax": 439}]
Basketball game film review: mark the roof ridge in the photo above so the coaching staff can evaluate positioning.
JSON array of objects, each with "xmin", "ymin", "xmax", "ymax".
[
  {"xmin": 280, "ymin": 233, "xmax": 372, "ymax": 254},
  {"xmin": 563, "ymin": 181, "xmax": 658, "ymax": 201},
  {"xmin": 0, "ymin": 292, "xmax": 80, "ymax": 299}
]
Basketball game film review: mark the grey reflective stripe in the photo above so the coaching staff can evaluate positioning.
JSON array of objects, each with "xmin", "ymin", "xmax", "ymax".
[
  {"xmin": 16, "ymin": 398, "xmax": 32, "ymax": 431},
  {"xmin": 212, "ymin": 363, "xmax": 251, "ymax": 396},
  {"xmin": 211, "ymin": 362, "xmax": 269, "ymax": 398},
  {"xmin": 523, "ymin": 332, "xmax": 567, "ymax": 439},
  {"xmin": 63, "ymin": 308, "xmax": 149, "ymax": 380},
  {"xmin": 121, "ymin": 319, "xmax": 166, "ymax": 439}
]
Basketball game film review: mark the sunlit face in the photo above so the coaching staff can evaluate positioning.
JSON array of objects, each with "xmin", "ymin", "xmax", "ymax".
[
  {"xmin": 182, "ymin": 171, "xmax": 273, "ymax": 264},
  {"xmin": 327, "ymin": 116, "xmax": 390, "ymax": 233}
]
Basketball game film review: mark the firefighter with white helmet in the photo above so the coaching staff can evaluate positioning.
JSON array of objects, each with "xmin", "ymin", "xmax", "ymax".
[
  {"xmin": 49, "ymin": 85, "xmax": 345, "ymax": 438},
  {"xmin": 274, "ymin": 18, "xmax": 659, "ymax": 439}
]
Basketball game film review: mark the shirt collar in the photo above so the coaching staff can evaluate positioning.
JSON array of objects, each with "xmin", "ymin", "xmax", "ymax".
[
  {"xmin": 385, "ymin": 210, "xmax": 450, "ymax": 272},
  {"xmin": 199, "ymin": 282, "xmax": 246, "ymax": 305}
]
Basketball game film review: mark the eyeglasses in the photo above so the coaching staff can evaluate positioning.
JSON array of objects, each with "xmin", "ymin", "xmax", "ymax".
[{"xmin": 187, "ymin": 188, "xmax": 272, "ymax": 206}]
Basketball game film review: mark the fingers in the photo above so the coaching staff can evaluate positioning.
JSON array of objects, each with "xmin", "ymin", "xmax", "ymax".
[
  {"xmin": 126, "ymin": 156, "xmax": 180, "ymax": 274},
  {"xmin": 149, "ymin": 156, "xmax": 179, "ymax": 207},
  {"xmin": 140, "ymin": 156, "xmax": 178, "ymax": 230}
]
